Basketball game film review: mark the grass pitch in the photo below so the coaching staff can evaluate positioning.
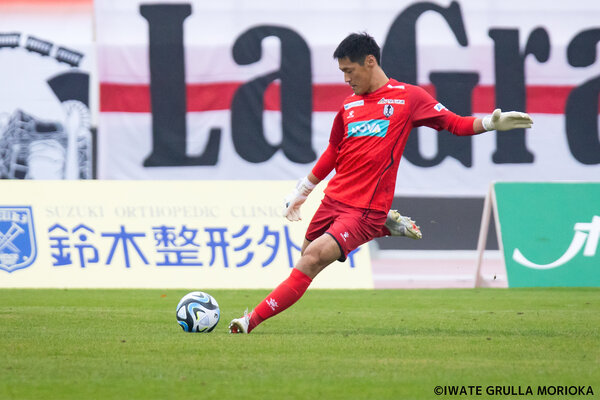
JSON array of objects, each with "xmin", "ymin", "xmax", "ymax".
[{"xmin": 1, "ymin": 288, "xmax": 598, "ymax": 399}]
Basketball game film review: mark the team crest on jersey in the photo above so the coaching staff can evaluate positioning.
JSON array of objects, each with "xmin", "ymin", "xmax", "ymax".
[
  {"xmin": 0, "ymin": 207, "xmax": 37, "ymax": 273},
  {"xmin": 383, "ymin": 104, "xmax": 394, "ymax": 118}
]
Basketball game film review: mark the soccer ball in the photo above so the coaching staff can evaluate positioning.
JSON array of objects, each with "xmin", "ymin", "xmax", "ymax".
[{"xmin": 176, "ymin": 291, "xmax": 220, "ymax": 333}]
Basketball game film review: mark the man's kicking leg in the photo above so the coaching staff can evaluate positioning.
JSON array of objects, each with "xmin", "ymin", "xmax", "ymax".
[{"xmin": 228, "ymin": 234, "xmax": 340, "ymax": 334}]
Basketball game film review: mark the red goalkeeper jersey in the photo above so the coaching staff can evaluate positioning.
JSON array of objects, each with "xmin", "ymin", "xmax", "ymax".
[{"xmin": 312, "ymin": 78, "xmax": 477, "ymax": 212}]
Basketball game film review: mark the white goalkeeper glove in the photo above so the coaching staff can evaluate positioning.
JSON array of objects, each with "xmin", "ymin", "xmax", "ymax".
[
  {"xmin": 284, "ymin": 176, "xmax": 316, "ymax": 221},
  {"xmin": 482, "ymin": 108, "xmax": 533, "ymax": 131}
]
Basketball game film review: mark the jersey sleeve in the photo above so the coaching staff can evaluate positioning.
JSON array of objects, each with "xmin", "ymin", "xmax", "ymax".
[
  {"xmin": 311, "ymin": 108, "xmax": 344, "ymax": 180},
  {"xmin": 328, "ymin": 107, "xmax": 345, "ymax": 147},
  {"xmin": 410, "ymin": 85, "xmax": 477, "ymax": 136}
]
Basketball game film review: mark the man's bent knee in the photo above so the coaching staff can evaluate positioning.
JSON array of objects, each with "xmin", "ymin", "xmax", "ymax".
[{"xmin": 295, "ymin": 234, "xmax": 342, "ymax": 279}]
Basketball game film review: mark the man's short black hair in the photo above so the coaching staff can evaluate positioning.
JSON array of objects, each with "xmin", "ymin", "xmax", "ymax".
[{"xmin": 333, "ymin": 32, "xmax": 381, "ymax": 65}]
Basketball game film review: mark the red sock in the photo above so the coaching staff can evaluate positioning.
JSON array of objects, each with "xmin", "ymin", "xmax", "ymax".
[{"xmin": 248, "ymin": 268, "xmax": 312, "ymax": 333}]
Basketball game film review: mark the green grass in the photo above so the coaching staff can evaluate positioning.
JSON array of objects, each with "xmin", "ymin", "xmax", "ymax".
[{"xmin": 1, "ymin": 288, "xmax": 598, "ymax": 399}]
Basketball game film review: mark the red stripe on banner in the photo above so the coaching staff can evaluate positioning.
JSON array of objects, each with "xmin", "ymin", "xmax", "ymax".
[
  {"xmin": 100, "ymin": 82, "xmax": 586, "ymax": 115},
  {"xmin": 525, "ymin": 86, "xmax": 576, "ymax": 114},
  {"xmin": 419, "ymin": 84, "xmax": 573, "ymax": 114},
  {"xmin": 101, "ymin": 84, "xmax": 150, "ymax": 113},
  {"xmin": 0, "ymin": 0, "xmax": 92, "ymax": 12},
  {"xmin": 263, "ymin": 83, "xmax": 354, "ymax": 111},
  {"xmin": 187, "ymin": 83, "xmax": 240, "ymax": 111}
]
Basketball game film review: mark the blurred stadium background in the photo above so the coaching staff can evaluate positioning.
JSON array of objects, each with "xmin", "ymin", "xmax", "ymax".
[
  {"xmin": 1, "ymin": 1, "xmax": 599, "ymax": 398},
  {"xmin": 1, "ymin": 0, "xmax": 598, "ymax": 289}
]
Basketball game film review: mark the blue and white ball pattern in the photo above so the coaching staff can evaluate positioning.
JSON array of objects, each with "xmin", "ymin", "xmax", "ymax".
[{"xmin": 176, "ymin": 291, "xmax": 220, "ymax": 333}]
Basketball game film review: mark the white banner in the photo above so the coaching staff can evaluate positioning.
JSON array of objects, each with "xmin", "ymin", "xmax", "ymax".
[
  {"xmin": 96, "ymin": 0, "xmax": 600, "ymax": 196},
  {"xmin": 0, "ymin": 0, "xmax": 95, "ymax": 179},
  {"xmin": 0, "ymin": 180, "xmax": 372, "ymax": 289}
]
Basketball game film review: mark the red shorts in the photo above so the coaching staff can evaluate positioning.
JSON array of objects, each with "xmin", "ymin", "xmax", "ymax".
[{"xmin": 305, "ymin": 195, "xmax": 387, "ymax": 261}]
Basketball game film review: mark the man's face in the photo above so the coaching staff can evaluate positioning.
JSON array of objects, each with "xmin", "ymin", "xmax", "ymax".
[{"xmin": 338, "ymin": 56, "xmax": 374, "ymax": 95}]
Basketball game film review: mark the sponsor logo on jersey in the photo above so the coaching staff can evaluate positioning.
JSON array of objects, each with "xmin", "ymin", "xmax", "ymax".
[
  {"xmin": 0, "ymin": 206, "xmax": 37, "ymax": 273},
  {"xmin": 347, "ymin": 120, "xmax": 390, "ymax": 138},
  {"xmin": 344, "ymin": 100, "xmax": 364, "ymax": 110},
  {"xmin": 377, "ymin": 98, "xmax": 405, "ymax": 105},
  {"xmin": 387, "ymin": 84, "xmax": 405, "ymax": 89},
  {"xmin": 434, "ymin": 102, "xmax": 448, "ymax": 112},
  {"xmin": 383, "ymin": 104, "xmax": 394, "ymax": 118},
  {"xmin": 347, "ymin": 110, "xmax": 355, "ymax": 119}
]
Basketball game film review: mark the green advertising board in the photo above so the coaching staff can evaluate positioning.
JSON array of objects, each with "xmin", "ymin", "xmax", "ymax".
[{"xmin": 492, "ymin": 182, "xmax": 600, "ymax": 287}]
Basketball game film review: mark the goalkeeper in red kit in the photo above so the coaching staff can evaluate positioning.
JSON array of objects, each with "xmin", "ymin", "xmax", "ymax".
[{"xmin": 229, "ymin": 32, "xmax": 533, "ymax": 334}]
